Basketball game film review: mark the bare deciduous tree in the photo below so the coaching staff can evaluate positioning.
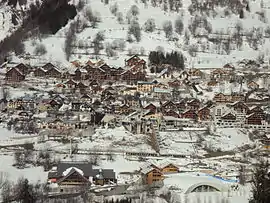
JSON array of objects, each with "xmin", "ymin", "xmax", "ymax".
[
  {"xmin": 105, "ymin": 42, "xmax": 117, "ymax": 57},
  {"xmin": 1, "ymin": 87, "xmax": 10, "ymax": 100},
  {"xmin": 84, "ymin": 7, "xmax": 101, "ymax": 28},
  {"xmin": 77, "ymin": 0, "xmax": 86, "ymax": 11},
  {"xmin": 1, "ymin": 180, "xmax": 12, "ymax": 202},
  {"xmin": 130, "ymin": 5, "xmax": 140, "ymax": 16},
  {"xmin": 188, "ymin": 44, "xmax": 198, "ymax": 57},
  {"xmin": 128, "ymin": 20, "xmax": 141, "ymax": 42},
  {"xmin": 116, "ymin": 12, "xmax": 124, "ymax": 24},
  {"xmin": 93, "ymin": 31, "xmax": 105, "ymax": 55},
  {"xmin": 175, "ymin": 16, "xmax": 184, "ymax": 35},
  {"xmin": 110, "ymin": 3, "xmax": 118, "ymax": 15},
  {"xmin": 64, "ymin": 22, "xmax": 76, "ymax": 61},
  {"xmin": 163, "ymin": 20, "xmax": 173, "ymax": 38}
]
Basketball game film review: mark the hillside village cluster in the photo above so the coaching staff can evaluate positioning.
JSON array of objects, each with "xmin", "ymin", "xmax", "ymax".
[{"xmin": 0, "ymin": 55, "xmax": 270, "ymax": 197}]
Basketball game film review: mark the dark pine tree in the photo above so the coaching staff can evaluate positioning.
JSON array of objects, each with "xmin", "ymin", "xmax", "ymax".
[
  {"xmin": 246, "ymin": 3, "xmax": 250, "ymax": 12},
  {"xmin": 250, "ymin": 161, "xmax": 270, "ymax": 203},
  {"xmin": 239, "ymin": 9, "xmax": 244, "ymax": 19}
]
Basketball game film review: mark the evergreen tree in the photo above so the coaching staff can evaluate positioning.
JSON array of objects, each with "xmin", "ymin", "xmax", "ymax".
[
  {"xmin": 148, "ymin": 50, "xmax": 184, "ymax": 69},
  {"xmin": 246, "ymin": 3, "xmax": 250, "ymax": 12},
  {"xmin": 250, "ymin": 161, "xmax": 270, "ymax": 203},
  {"xmin": 239, "ymin": 9, "xmax": 244, "ymax": 19}
]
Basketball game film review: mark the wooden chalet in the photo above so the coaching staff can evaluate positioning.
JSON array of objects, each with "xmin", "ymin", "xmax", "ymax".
[
  {"xmin": 65, "ymin": 79, "xmax": 77, "ymax": 89},
  {"xmin": 180, "ymin": 109, "xmax": 197, "ymax": 120},
  {"xmin": 125, "ymin": 55, "xmax": 146, "ymax": 68},
  {"xmin": 74, "ymin": 68, "xmax": 88, "ymax": 80},
  {"xmin": 158, "ymin": 161, "xmax": 179, "ymax": 174},
  {"xmin": 220, "ymin": 112, "xmax": 236, "ymax": 122},
  {"xmin": 168, "ymin": 79, "xmax": 182, "ymax": 88},
  {"xmin": 247, "ymin": 81, "xmax": 259, "ymax": 89},
  {"xmin": 14, "ymin": 63, "xmax": 30, "ymax": 75},
  {"xmin": 33, "ymin": 67, "xmax": 47, "ymax": 77},
  {"xmin": 197, "ymin": 106, "xmax": 211, "ymax": 121},
  {"xmin": 161, "ymin": 101, "xmax": 176, "ymax": 111},
  {"xmin": 175, "ymin": 100, "xmax": 186, "ymax": 110},
  {"xmin": 187, "ymin": 99, "xmax": 201, "ymax": 110},
  {"xmin": 248, "ymin": 106, "xmax": 264, "ymax": 116},
  {"xmin": 246, "ymin": 113, "xmax": 264, "ymax": 125},
  {"xmin": 230, "ymin": 101, "xmax": 249, "ymax": 114},
  {"xmin": 213, "ymin": 93, "xmax": 228, "ymax": 103},
  {"xmin": 188, "ymin": 68, "xmax": 204, "ymax": 79},
  {"xmin": 140, "ymin": 163, "xmax": 164, "ymax": 185},
  {"xmin": 46, "ymin": 66, "xmax": 62, "ymax": 78},
  {"xmin": 5, "ymin": 67, "xmax": 25, "ymax": 82},
  {"xmin": 48, "ymin": 162, "xmax": 117, "ymax": 192},
  {"xmin": 144, "ymin": 103, "xmax": 159, "ymax": 114},
  {"xmin": 213, "ymin": 93, "xmax": 244, "ymax": 103},
  {"xmin": 163, "ymin": 109, "xmax": 179, "ymax": 118}
]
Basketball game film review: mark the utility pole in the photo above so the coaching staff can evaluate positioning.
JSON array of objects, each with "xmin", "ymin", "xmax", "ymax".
[{"xmin": 69, "ymin": 135, "xmax": 72, "ymax": 158}]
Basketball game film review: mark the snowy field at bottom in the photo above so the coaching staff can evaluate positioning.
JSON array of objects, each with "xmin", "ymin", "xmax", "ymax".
[{"xmin": 0, "ymin": 154, "xmax": 251, "ymax": 203}]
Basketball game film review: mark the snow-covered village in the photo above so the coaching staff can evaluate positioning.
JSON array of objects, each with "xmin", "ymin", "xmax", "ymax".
[{"xmin": 0, "ymin": 0, "xmax": 270, "ymax": 202}]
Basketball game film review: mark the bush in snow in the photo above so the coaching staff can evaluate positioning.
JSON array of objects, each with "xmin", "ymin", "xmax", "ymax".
[
  {"xmin": 140, "ymin": 47, "xmax": 145, "ymax": 56},
  {"xmin": 128, "ymin": 46, "xmax": 140, "ymax": 56},
  {"xmin": 257, "ymin": 10, "xmax": 267, "ymax": 23},
  {"xmin": 126, "ymin": 34, "xmax": 134, "ymax": 43},
  {"xmin": 129, "ymin": 5, "xmax": 140, "ymax": 16},
  {"xmin": 116, "ymin": 12, "xmax": 124, "ymax": 24},
  {"xmin": 34, "ymin": 43, "xmax": 47, "ymax": 56},
  {"xmin": 77, "ymin": 39, "xmax": 85, "ymax": 49},
  {"xmin": 174, "ymin": 17, "xmax": 184, "ymax": 35},
  {"xmin": 112, "ymin": 39, "xmax": 126, "ymax": 51},
  {"xmin": 110, "ymin": 3, "xmax": 118, "ymax": 15},
  {"xmin": 155, "ymin": 46, "xmax": 165, "ymax": 53},
  {"xmin": 265, "ymin": 26, "xmax": 270, "ymax": 38},
  {"xmin": 89, "ymin": 154, "xmax": 101, "ymax": 166},
  {"xmin": 188, "ymin": 44, "xmax": 198, "ymax": 57},
  {"xmin": 128, "ymin": 20, "xmax": 141, "ymax": 42},
  {"xmin": 144, "ymin": 18, "xmax": 156, "ymax": 32},
  {"xmin": 163, "ymin": 20, "xmax": 173, "ymax": 38},
  {"xmin": 105, "ymin": 43, "xmax": 117, "ymax": 57}
]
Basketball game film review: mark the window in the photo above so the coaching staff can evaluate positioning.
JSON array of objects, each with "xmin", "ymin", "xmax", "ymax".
[{"xmin": 217, "ymin": 109, "xmax": 221, "ymax": 116}]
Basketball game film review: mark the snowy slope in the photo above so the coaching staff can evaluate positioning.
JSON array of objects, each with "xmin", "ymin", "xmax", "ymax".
[
  {"xmin": 10, "ymin": 0, "xmax": 270, "ymax": 68},
  {"xmin": 0, "ymin": 6, "xmax": 15, "ymax": 41}
]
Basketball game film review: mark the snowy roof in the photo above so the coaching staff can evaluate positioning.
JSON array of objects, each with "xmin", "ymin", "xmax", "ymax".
[
  {"xmin": 101, "ymin": 114, "xmax": 116, "ymax": 123},
  {"xmin": 153, "ymin": 87, "xmax": 172, "ymax": 94},
  {"xmin": 140, "ymin": 161, "xmax": 159, "ymax": 174},
  {"xmin": 164, "ymin": 173, "xmax": 231, "ymax": 194},
  {"xmin": 62, "ymin": 167, "xmax": 84, "ymax": 176},
  {"xmin": 56, "ymin": 162, "xmax": 93, "ymax": 177},
  {"xmin": 158, "ymin": 160, "xmax": 178, "ymax": 169}
]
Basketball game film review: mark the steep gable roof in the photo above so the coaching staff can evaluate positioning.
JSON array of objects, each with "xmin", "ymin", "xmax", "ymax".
[
  {"xmin": 57, "ymin": 162, "xmax": 93, "ymax": 177},
  {"xmin": 57, "ymin": 168, "xmax": 89, "ymax": 184}
]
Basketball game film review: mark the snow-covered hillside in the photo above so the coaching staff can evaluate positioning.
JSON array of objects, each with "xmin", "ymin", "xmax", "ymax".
[{"xmin": 5, "ymin": 0, "xmax": 267, "ymax": 68}]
